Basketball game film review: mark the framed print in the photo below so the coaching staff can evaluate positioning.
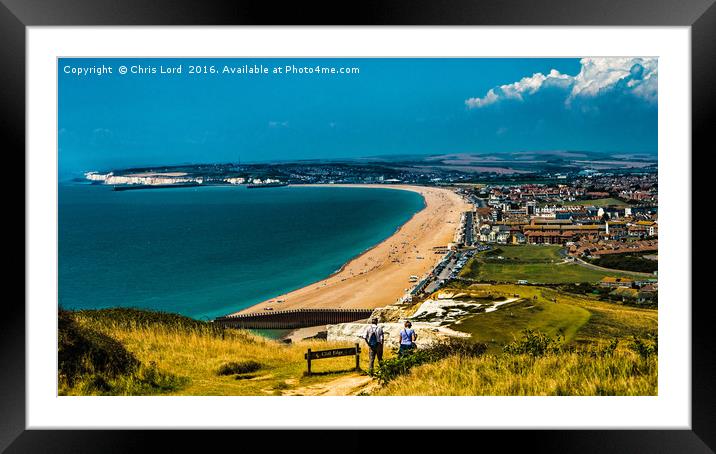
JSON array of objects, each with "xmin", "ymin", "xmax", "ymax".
[{"xmin": 5, "ymin": 0, "xmax": 712, "ymax": 450}]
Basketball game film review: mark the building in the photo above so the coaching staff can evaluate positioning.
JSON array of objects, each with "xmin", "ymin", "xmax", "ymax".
[
  {"xmin": 525, "ymin": 200, "xmax": 536, "ymax": 216},
  {"xmin": 637, "ymin": 284, "xmax": 658, "ymax": 303},
  {"xmin": 605, "ymin": 221, "xmax": 628, "ymax": 239},
  {"xmin": 611, "ymin": 286, "xmax": 639, "ymax": 300},
  {"xmin": 600, "ymin": 276, "xmax": 634, "ymax": 288},
  {"xmin": 522, "ymin": 223, "xmax": 605, "ymax": 245}
]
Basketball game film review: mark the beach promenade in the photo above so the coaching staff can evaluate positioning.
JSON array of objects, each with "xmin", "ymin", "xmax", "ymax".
[{"xmin": 233, "ymin": 184, "xmax": 471, "ymax": 315}]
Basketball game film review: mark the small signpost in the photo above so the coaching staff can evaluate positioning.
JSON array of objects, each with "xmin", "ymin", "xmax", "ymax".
[{"xmin": 304, "ymin": 343, "xmax": 361, "ymax": 375}]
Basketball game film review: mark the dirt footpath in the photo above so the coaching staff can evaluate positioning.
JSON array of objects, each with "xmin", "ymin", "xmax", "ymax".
[{"xmin": 281, "ymin": 374, "xmax": 377, "ymax": 396}]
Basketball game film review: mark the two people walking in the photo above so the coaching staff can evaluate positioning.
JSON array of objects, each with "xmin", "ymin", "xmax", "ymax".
[{"xmin": 362, "ymin": 318, "xmax": 418, "ymax": 374}]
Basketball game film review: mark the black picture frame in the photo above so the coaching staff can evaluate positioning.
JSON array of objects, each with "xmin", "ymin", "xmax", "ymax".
[{"xmin": 4, "ymin": 0, "xmax": 710, "ymax": 451}]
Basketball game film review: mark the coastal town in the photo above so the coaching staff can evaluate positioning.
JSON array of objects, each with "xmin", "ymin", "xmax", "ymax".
[
  {"xmin": 83, "ymin": 155, "xmax": 658, "ymax": 345},
  {"xmin": 456, "ymin": 173, "xmax": 657, "ymax": 257},
  {"xmin": 412, "ymin": 172, "xmax": 658, "ymax": 303}
]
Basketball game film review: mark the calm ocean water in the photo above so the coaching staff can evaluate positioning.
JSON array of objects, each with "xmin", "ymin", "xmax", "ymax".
[{"xmin": 58, "ymin": 184, "xmax": 425, "ymax": 320}]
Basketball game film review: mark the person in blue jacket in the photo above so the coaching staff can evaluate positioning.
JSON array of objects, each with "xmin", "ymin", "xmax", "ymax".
[{"xmin": 398, "ymin": 321, "xmax": 417, "ymax": 357}]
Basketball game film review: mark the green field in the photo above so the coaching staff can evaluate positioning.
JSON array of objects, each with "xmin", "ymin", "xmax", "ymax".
[
  {"xmin": 461, "ymin": 245, "xmax": 646, "ymax": 284},
  {"xmin": 455, "ymin": 299, "xmax": 590, "ymax": 351},
  {"xmin": 449, "ymin": 284, "xmax": 657, "ymax": 353},
  {"xmin": 482, "ymin": 244, "xmax": 563, "ymax": 262}
]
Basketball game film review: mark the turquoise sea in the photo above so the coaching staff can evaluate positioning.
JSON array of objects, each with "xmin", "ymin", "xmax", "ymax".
[{"xmin": 58, "ymin": 184, "xmax": 425, "ymax": 320}]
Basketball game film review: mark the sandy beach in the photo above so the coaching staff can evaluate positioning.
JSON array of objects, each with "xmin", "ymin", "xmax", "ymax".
[{"xmin": 233, "ymin": 184, "xmax": 472, "ymax": 315}]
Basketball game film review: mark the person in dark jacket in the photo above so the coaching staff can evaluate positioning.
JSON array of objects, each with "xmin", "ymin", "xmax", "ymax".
[{"xmin": 363, "ymin": 318, "xmax": 384, "ymax": 374}]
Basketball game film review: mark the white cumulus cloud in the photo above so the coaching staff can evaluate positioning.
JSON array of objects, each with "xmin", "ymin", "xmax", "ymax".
[{"xmin": 465, "ymin": 58, "xmax": 657, "ymax": 109}]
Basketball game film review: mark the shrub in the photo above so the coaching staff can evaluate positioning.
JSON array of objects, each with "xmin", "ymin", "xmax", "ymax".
[
  {"xmin": 423, "ymin": 339, "xmax": 488, "ymax": 359},
  {"xmin": 234, "ymin": 374, "xmax": 259, "ymax": 380},
  {"xmin": 58, "ymin": 309, "xmax": 140, "ymax": 386},
  {"xmin": 58, "ymin": 309, "xmax": 186, "ymax": 395},
  {"xmin": 216, "ymin": 360, "xmax": 262, "ymax": 376},
  {"xmin": 559, "ymin": 283, "xmax": 602, "ymax": 296},
  {"xmin": 579, "ymin": 338, "xmax": 620, "ymax": 358},
  {"xmin": 503, "ymin": 329, "xmax": 563, "ymax": 356},
  {"xmin": 374, "ymin": 339, "xmax": 486, "ymax": 384},
  {"xmin": 600, "ymin": 338, "xmax": 619, "ymax": 356},
  {"xmin": 588, "ymin": 253, "xmax": 658, "ymax": 274},
  {"xmin": 629, "ymin": 334, "xmax": 658, "ymax": 358}
]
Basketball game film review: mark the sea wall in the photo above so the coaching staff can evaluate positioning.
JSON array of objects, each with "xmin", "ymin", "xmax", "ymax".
[{"xmin": 214, "ymin": 308, "xmax": 373, "ymax": 330}]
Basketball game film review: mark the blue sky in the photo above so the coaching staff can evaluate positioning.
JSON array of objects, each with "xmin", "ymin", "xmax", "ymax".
[{"xmin": 58, "ymin": 58, "xmax": 657, "ymax": 175}]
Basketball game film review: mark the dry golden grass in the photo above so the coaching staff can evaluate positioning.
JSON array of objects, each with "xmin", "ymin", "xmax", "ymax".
[
  {"xmin": 373, "ymin": 348, "xmax": 657, "ymax": 396},
  {"xmin": 67, "ymin": 312, "xmax": 384, "ymax": 396}
]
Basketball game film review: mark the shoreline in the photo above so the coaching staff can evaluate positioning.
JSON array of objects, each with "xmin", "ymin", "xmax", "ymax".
[
  {"xmin": 304, "ymin": 185, "xmax": 428, "ymax": 279},
  {"xmin": 231, "ymin": 184, "xmax": 472, "ymax": 316}
]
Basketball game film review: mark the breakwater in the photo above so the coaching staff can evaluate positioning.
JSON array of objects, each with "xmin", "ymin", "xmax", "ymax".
[{"xmin": 214, "ymin": 308, "xmax": 373, "ymax": 329}]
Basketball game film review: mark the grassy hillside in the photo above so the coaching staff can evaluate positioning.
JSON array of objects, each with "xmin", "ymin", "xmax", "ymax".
[
  {"xmin": 460, "ymin": 245, "xmax": 647, "ymax": 284},
  {"xmin": 59, "ymin": 283, "xmax": 657, "ymax": 396},
  {"xmin": 59, "ymin": 308, "xmax": 383, "ymax": 396},
  {"xmin": 373, "ymin": 348, "xmax": 656, "ymax": 396},
  {"xmin": 455, "ymin": 298, "xmax": 590, "ymax": 352},
  {"xmin": 58, "ymin": 309, "xmax": 187, "ymax": 395},
  {"xmin": 372, "ymin": 292, "xmax": 657, "ymax": 396},
  {"xmin": 444, "ymin": 284, "xmax": 656, "ymax": 352}
]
